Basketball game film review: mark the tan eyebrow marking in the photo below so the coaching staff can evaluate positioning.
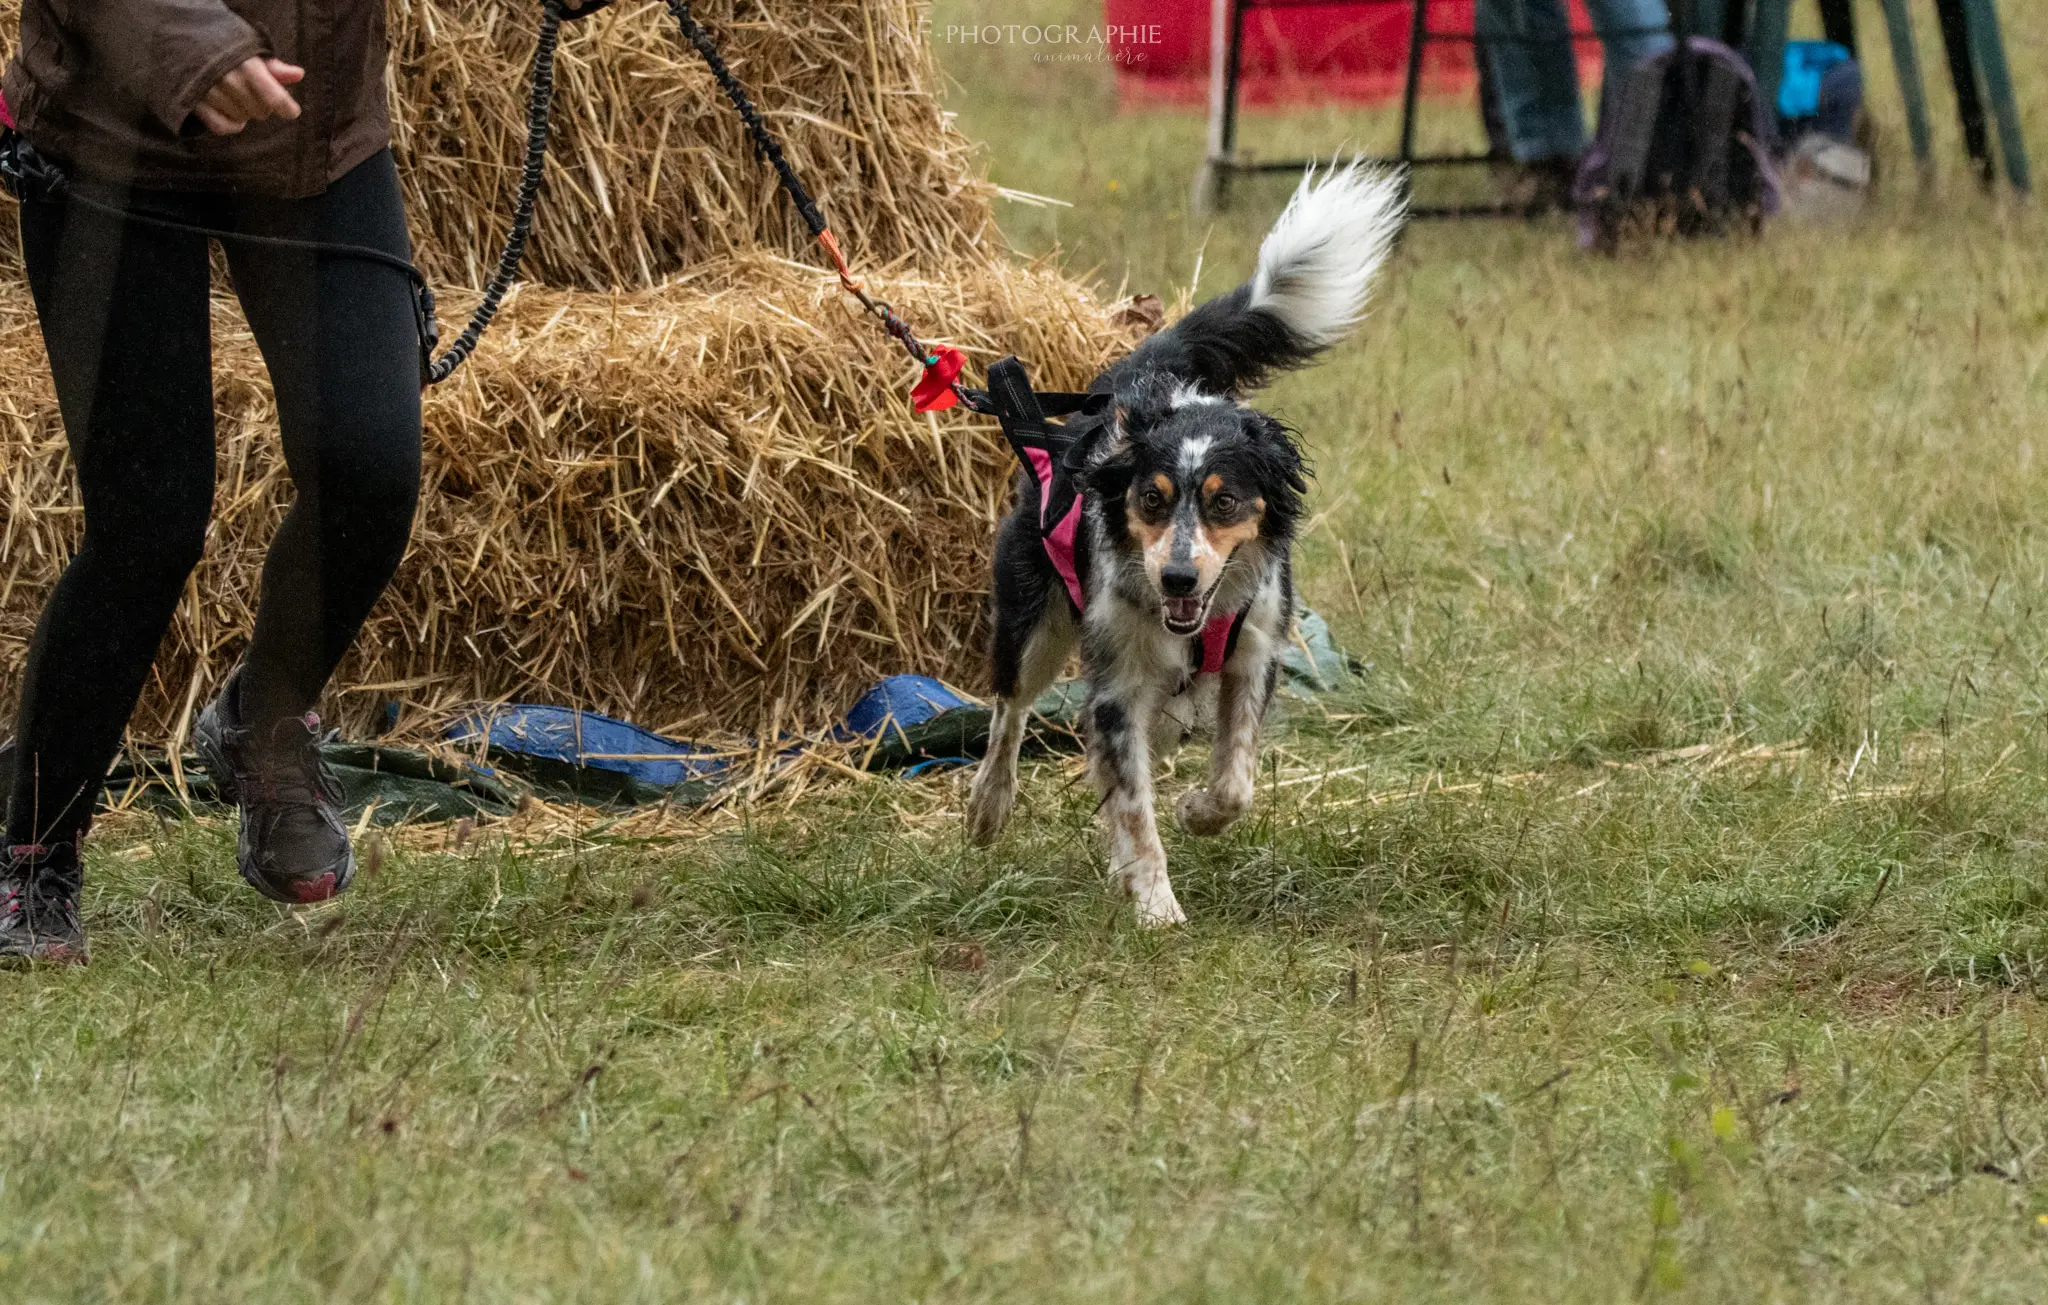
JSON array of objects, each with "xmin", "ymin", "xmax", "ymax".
[
  {"xmin": 1151, "ymin": 474, "xmax": 1175, "ymax": 498},
  {"xmin": 1202, "ymin": 474, "xmax": 1224, "ymax": 497},
  {"xmin": 1205, "ymin": 513, "xmax": 1264, "ymax": 559}
]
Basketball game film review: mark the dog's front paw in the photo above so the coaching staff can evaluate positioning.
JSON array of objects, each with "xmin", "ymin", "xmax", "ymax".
[
  {"xmin": 964, "ymin": 770, "xmax": 1015, "ymax": 846},
  {"xmin": 1177, "ymin": 786, "xmax": 1248, "ymax": 837},
  {"xmin": 1113, "ymin": 857, "xmax": 1188, "ymax": 927},
  {"xmin": 1130, "ymin": 878, "xmax": 1187, "ymax": 928}
]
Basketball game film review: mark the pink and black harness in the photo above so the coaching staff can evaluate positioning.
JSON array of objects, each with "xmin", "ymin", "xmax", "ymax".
[{"xmin": 970, "ymin": 357, "xmax": 1248, "ymax": 675}]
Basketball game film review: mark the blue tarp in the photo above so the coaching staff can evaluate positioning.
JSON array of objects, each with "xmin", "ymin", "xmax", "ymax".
[
  {"xmin": 838, "ymin": 675, "xmax": 973, "ymax": 742},
  {"xmin": 450, "ymin": 704, "xmax": 732, "ymax": 788},
  {"xmin": 454, "ymin": 607, "xmax": 1361, "ymax": 804},
  {"xmin": 1, "ymin": 611, "xmax": 1363, "ymax": 823}
]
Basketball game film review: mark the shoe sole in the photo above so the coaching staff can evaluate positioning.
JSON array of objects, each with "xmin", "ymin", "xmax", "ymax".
[
  {"xmin": 286, "ymin": 872, "xmax": 341, "ymax": 904},
  {"xmin": 233, "ymin": 841, "xmax": 354, "ymax": 907}
]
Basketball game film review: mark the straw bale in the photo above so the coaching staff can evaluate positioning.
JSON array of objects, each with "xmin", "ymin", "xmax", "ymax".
[
  {"xmin": 0, "ymin": 257, "xmax": 1131, "ymax": 743},
  {"xmin": 0, "ymin": 1, "xmax": 1132, "ymax": 745}
]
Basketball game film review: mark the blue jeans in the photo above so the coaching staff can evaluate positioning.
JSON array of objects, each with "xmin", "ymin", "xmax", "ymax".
[{"xmin": 1477, "ymin": 0, "xmax": 1675, "ymax": 161}]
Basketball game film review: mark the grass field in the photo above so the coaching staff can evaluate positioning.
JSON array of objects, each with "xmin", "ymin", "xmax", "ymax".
[{"xmin": 12, "ymin": 2, "xmax": 2048, "ymax": 1300}]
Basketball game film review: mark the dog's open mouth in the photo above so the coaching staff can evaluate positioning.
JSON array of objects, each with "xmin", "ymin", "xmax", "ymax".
[{"xmin": 1161, "ymin": 594, "xmax": 1209, "ymax": 635}]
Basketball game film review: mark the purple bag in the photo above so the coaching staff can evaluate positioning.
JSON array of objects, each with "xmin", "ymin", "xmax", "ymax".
[{"xmin": 1574, "ymin": 37, "xmax": 1783, "ymax": 251}]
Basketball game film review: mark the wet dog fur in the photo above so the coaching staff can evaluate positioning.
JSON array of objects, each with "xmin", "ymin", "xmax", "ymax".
[{"xmin": 965, "ymin": 163, "xmax": 1405, "ymax": 925}]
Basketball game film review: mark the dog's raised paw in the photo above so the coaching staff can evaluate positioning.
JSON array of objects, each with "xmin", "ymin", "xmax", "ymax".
[{"xmin": 1176, "ymin": 787, "xmax": 1247, "ymax": 837}]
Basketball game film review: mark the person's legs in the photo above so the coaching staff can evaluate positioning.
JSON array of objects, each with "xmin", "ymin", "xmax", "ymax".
[
  {"xmin": 188, "ymin": 149, "xmax": 421, "ymax": 904},
  {"xmin": 6, "ymin": 190, "xmax": 217, "ymax": 851},
  {"xmin": 223, "ymin": 149, "xmax": 423, "ymax": 730},
  {"xmin": 1585, "ymin": 0, "xmax": 1674, "ymax": 118},
  {"xmin": 1476, "ymin": 0, "xmax": 1589, "ymax": 161}
]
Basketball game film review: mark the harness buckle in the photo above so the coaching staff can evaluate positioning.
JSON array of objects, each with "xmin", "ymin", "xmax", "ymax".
[{"xmin": 413, "ymin": 283, "xmax": 442, "ymax": 388}]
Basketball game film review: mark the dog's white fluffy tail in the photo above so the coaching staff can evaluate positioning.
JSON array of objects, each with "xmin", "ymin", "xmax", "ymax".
[
  {"xmin": 1248, "ymin": 161, "xmax": 1406, "ymax": 349},
  {"xmin": 1092, "ymin": 160, "xmax": 1406, "ymax": 397}
]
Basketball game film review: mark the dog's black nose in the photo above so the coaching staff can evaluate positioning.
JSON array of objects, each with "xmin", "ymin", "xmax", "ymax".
[{"xmin": 1160, "ymin": 564, "xmax": 1199, "ymax": 597}]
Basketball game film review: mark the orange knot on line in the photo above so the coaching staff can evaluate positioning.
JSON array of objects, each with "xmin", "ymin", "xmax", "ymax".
[{"xmin": 818, "ymin": 229, "xmax": 864, "ymax": 296}]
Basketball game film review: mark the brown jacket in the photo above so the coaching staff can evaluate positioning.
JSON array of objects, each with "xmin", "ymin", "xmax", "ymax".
[{"xmin": 4, "ymin": 0, "xmax": 391, "ymax": 197}]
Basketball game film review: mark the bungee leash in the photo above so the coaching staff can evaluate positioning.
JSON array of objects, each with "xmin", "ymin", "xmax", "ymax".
[
  {"xmin": 658, "ymin": 0, "xmax": 969, "ymax": 411},
  {"xmin": 420, "ymin": 0, "xmax": 573, "ymax": 383},
  {"xmin": 0, "ymin": 0, "xmax": 976, "ymax": 410}
]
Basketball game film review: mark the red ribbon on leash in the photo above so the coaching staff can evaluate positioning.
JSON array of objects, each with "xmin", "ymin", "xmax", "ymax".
[
  {"xmin": 814, "ymin": 228, "xmax": 966, "ymax": 412},
  {"xmin": 910, "ymin": 346, "xmax": 966, "ymax": 412}
]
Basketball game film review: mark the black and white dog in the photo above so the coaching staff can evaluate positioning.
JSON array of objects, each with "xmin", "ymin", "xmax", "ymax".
[{"xmin": 965, "ymin": 163, "xmax": 1405, "ymax": 925}]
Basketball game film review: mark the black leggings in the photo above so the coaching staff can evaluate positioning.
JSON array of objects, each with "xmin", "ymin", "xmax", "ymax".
[{"xmin": 7, "ymin": 149, "xmax": 423, "ymax": 847}]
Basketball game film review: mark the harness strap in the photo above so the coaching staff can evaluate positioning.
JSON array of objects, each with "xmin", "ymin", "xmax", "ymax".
[
  {"xmin": 978, "ymin": 359, "xmax": 1090, "ymax": 614},
  {"xmin": 976, "ymin": 356, "xmax": 1252, "ymax": 675}
]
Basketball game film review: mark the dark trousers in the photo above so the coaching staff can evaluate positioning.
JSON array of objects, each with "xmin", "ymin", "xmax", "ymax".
[{"xmin": 7, "ymin": 148, "xmax": 422, "ymax": 847}]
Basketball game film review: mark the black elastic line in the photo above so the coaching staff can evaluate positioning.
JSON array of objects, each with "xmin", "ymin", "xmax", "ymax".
[
  {"xmin": 426, "ymin": 0, "xmax": 565, "ymax": 383},
  {"xmin": 13, "ymin": 0, "xmax": 958, "ymax": 391},
  {"xmin": 665, "ymin": 0, "xmax": 830, "ymax": 240},
  {"xmin": 665, "ymin": 0, "xmax": 947, "ymax": 378},
  {"xmin": 54, "ymin": 188, "xmax": 425, "ymax": 287}
]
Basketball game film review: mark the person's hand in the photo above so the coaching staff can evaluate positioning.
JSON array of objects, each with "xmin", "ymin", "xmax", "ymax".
[{"xmin": 194, "ymin": 57, "xmax": 304, "ymax": 136}]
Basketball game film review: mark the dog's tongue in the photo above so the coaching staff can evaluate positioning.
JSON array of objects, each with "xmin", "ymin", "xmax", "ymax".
[{"xmin": 1164, "ymin": 596, "xmax": 1203, "ymax": 626}]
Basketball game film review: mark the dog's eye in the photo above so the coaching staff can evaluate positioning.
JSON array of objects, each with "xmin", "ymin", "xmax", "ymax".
[
  {"xmin": 1211, "ymin": 492, "xmax": 1238, "ymax": 514},
  {"xmin": 1140, "ymin": 488, "xmax": 1167, "ymax": 513}
]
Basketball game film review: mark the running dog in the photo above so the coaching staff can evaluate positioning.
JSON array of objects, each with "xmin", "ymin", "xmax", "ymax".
[{"xmin": 965, "ymin": 162, "xmax": 1405, "ymax": 925}]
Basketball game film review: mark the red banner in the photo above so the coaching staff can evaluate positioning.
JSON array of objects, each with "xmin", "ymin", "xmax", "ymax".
[{"xmin": 1102, "ymin": 0, "xmax": 1595, "ymax": 108}]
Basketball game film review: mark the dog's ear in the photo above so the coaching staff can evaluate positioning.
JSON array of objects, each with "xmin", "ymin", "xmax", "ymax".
[
  {"xmin": 1240, "ymin": 409, "xmax": 1310, "ymax": 534},
  {"xmin": 1074, "ymin": 404, "xmax": 1138, "ymax": 498},
  {"xmin": 1240, "ymin": 409, "xmax": 1306, "ymax": 487}
]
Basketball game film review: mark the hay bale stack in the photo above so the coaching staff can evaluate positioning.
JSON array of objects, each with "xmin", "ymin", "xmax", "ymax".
[{"xmin": 0, "ymin": 1, "xmax": 1128, "ymax": 743}]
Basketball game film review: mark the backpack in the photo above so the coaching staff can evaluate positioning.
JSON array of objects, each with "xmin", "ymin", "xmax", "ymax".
[{"xmin": 1574, "ymin": 37, "xmax": 1782, "ymax": 251}]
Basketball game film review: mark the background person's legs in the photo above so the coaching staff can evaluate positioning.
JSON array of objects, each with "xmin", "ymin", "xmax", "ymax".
[
  {"xmin": 1586, "ymin": 0, "xmax": 1674, "ymax": 121},
  {"xmin": 1478, "ymin": 0, "xmax": 1674, "ymax": 162},
  {"xmin": 1477, "ymin": 0, "xmax": 1588, "ymax": 162},
  {"xmin": 223, "ymin": 150, "xmax": 423, "ymax": 732},
  {"xmin": 6, "ymin": 195, "xmax": 218, "ymax": 849}
]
